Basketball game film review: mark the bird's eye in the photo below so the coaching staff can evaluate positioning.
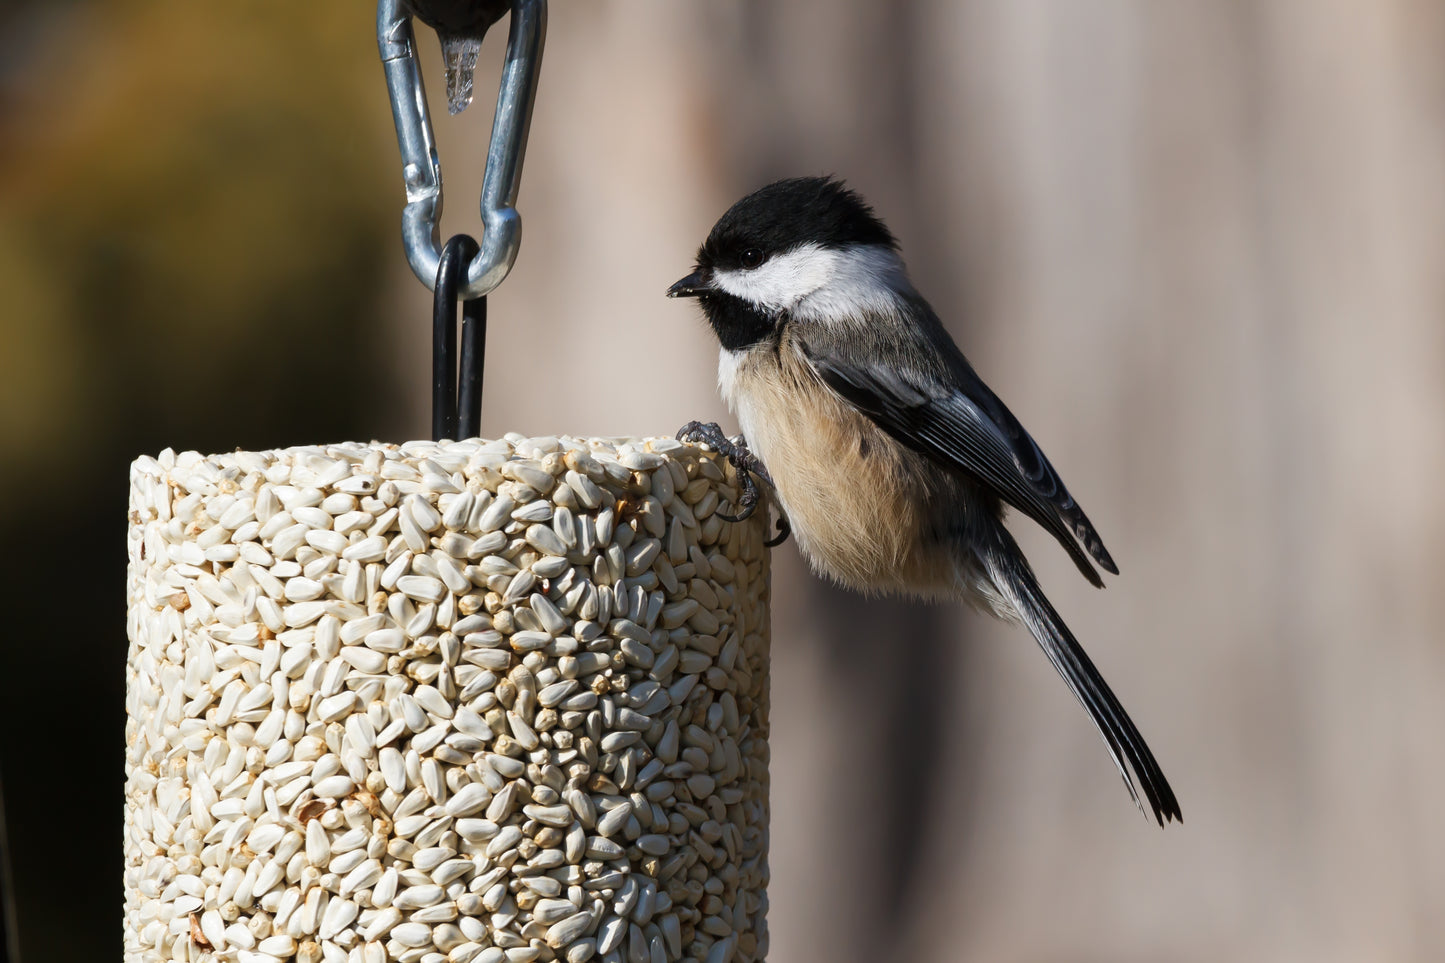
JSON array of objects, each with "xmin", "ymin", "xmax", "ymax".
[{"xmin": 740, "ymin": 248, "xmax": 764, "ymax": 269}]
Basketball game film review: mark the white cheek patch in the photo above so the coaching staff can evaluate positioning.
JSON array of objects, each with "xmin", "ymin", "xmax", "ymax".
[
  {"xmin": 712, "ymin": 243, "xmax": 840, "ymax": 313},
  {"xmin": 789, "ymin": 244, "xmax": 909, "ymax": 324},
  {"xmin": 711, "ymin": 243, "xmax": 910, "ymax": 325}
]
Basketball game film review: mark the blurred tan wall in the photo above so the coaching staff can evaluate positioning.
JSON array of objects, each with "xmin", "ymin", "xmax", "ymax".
[
  {"xmin": 3, "ymin": 1, "xmax": 1444, "ymax": 961},
  {"xmin": 445, "ymin": 3, "xmax": 1445, "ymax": 960}
]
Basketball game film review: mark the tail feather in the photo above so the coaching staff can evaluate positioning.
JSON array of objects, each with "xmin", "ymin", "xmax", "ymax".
[{"xmin": 980, "ymin": 532, "xmax": 1181, "ymax": 826}]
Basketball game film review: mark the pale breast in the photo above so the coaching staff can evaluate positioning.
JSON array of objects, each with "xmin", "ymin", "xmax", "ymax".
[{"xmin": 718, "ymin": 341, "xmax": 960, "ymax": 596}]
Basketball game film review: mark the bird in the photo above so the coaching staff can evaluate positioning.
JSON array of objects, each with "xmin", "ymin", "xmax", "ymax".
[
  {"xmin": 403, "ymin": 0, "xmax": 511, "ymax": 114},
  {"xmin": 667, "ymin": 175, "xmax": 1181, "ymax": 825}
]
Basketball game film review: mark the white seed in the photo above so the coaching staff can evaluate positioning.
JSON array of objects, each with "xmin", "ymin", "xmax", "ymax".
[
  {"xmin": 442, "ymin": 492, "xmax": 475, "ymax": 529},
  {"xmin": 444, "ymin": 784, "xmax": 491, "ymax": 817},
  {"xmin": 636, "ymin": 835, "xmax": 669, "ymax": 856},
  {"xmin": 585, "ymin": 837, "xmax": 624, "ymax": 859},
  {"xmin": 339, "ymin": 859, "xmax": 382, "ymax": 896},
  {"xmin": 454, "ymin": 707, "xmax": 493, "ymax": 739},
  {"xmin": 521, "ymin": 804, "xmax": 572, "ymax": 828},
  {"xmin": 525, "ymin": 524, "xmax": 568, "ymax": 557},
  {"xmin": 533, "ymin": 899, "xmax": 578, "ymax": 924},
  {"xmin": 317, "ymin": 692, "xmax": 358, "ymax": 723},
  {"xmin": 545, "ymin": 911, "xmax": 594, "ymax": 948},
  {"xmin": 530, "ymin": 594, "xmax": 568, "ymax": 637},
  {"xmin": 397, "ymin": 575, "xmax": 446, "ymax": 604},
  {"xmin": 407, "ymin": 494, "xmax": 443, "ymax": 532},
  {"xmin": 477, "ymin": 495, "xmax": 514, "ymax": 532},
  {"xmin": 313, "ymin": 775, "xmax": 354, "ymax": 798},
  {"xmin": 512, "ymin": 499, "xmax": 553, "ymax": 522},
  {"xmin": 509, "ymin": 630, "xmax": 550, "ymax": 653},
  {"xmin": 394, "ymin": 884, "xmax": 445, "ymax": 910},
  {"xmin": 538, "ymin": 680, "xmax": 578, "ymax": 707},
  {"xmin": 485, "ymin": 825, "xmax": 524, "ymax": 859},
  {"xmin": 456, "ymin": 818, "xmax": 500, "ymax": 843},
  {"xmin": 319, "ymin": 898, "xmax": 358, "ymax": 940},
  {"xmin": 390, "ymin": 922, "xmax": 434, "ymax": 948},
  {"xmin": 596, "ymin": 804, "xmax": 632, "ymax": 839}
]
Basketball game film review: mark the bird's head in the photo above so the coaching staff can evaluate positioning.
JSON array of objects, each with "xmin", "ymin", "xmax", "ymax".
[{"xmin": 668, "ymin": 176, "xmax": 905, "ymax": 351}]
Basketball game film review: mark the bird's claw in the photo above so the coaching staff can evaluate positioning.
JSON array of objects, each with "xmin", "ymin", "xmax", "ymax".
[
  {"xmin": 675, "ymin": 421, "xmax": 791, "ymax": 546},
  {"xmin": 675, "ymin": 422, "xmax": 762, "ymax": 521}
]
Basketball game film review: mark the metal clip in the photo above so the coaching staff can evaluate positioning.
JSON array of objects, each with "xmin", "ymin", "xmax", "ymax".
[{"xmin": 377, "ymin": 0, "xmax": 547, "ymax": 299}]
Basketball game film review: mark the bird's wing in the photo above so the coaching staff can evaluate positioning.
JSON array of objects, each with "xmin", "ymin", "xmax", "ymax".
[
  {"xmin": 801, "ymin": 339, "xmax": 1116, "ymax": 587},
  {"xmin": 946, "ymin": 360, "xmax": 1118, "ymax": 577}
]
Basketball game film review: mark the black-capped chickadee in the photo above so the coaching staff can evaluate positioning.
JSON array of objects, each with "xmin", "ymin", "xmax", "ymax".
[{"xmin": 669, "ymin": 176, "xmax": 1180, "ymax": 825}]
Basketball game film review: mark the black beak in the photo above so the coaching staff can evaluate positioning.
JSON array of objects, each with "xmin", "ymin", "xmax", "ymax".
[{"xmin": 667, "ymin": 270, "xmax": 710, "ymax": 298}]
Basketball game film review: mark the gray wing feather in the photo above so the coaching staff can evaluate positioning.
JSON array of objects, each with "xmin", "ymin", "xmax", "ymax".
[
  {"xmin": 798, "ymin": 308, "xmax": 1116, "ymax": 586},
  {"xmin": 949, "ymin": 364, "xmax": 1118, "ymax": 575}
]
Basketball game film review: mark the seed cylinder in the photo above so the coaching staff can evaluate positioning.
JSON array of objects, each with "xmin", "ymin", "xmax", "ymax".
[{"xmin": 124, "ymin": 436, "xmax": 771, "ymax": 963}]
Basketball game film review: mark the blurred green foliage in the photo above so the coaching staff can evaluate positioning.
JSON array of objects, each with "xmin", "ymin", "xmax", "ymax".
[
  {"xmin": 0, "ymin": 4, "xmax": 412, "ymax": 959},
  {"xmin": 0, "ymin": 1, "xmax": 405, "ymax": 468}
]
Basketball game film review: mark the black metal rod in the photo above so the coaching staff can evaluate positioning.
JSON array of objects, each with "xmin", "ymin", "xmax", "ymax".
[
  {"xmin": 458, "ymin": 294, "xmax": 487, "ymax": 439},
  {"xmin": 0, "ymin": 769, "xmax": 16, "ymax": 963},
  {"xmin": 432, "ymin": 235, "xmax": 480, "ymax": 440},
  {"xmin": 432, "ymin": 241, "xmax": 463, "ymax": 441}
]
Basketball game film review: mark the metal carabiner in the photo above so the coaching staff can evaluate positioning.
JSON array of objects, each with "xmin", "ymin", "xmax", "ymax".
[{"xmin": 377, "ymin": 0, "xmax": 547, "ymax": 299}]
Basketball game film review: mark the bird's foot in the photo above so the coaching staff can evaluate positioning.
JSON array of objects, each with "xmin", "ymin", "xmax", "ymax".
[
  {"xmin": 675, "ymin": 421, "xmax": 791, "ymax": 547},
  {"xmin": 675, "ymin": 422, "xmax": 767, "ymax": 520}
]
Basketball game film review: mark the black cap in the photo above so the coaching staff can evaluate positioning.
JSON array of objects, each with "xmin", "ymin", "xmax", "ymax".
[{"xmin": 697, "ymin": 176, "xmax": 898, "ymax": 271}]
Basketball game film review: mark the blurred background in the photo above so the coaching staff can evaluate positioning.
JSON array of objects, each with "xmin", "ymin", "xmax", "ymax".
[{"xmin": 2, "ymin": 0, "xmax": 1443, "ymax": 960}]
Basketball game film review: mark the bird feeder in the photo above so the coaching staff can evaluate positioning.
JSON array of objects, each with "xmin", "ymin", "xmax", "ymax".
[{"xmin": 122, "ymin": 5, "xmax": 774, "ymax": 963}]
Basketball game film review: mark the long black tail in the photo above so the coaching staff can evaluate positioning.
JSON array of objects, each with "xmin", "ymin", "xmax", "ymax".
[{"xmin": 980, "ymin": 530, "xmax": 1182, "ymax": 825}]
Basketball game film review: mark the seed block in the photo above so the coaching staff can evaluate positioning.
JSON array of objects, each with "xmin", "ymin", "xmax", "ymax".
[{"xmin": 124, "ymin": 436, "xmax": 772, "ymax": 963}]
